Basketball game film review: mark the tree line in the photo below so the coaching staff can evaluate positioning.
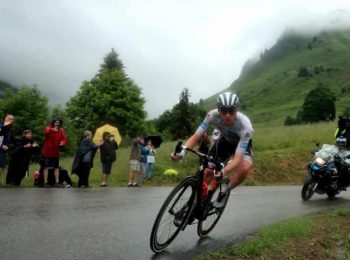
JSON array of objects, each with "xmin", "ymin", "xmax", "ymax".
[
  {"xmin": 284, "ymin": 83, "xmax": 336, "ymax": 125},
  {"xmin": 0, "ymin": 49, "xmax": 207, "ymax": 155}
]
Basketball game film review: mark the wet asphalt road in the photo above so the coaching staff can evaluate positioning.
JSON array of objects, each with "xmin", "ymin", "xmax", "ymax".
[{"xmin": 0, "ymin": 186, "xmax": 350, "ymax": 260}]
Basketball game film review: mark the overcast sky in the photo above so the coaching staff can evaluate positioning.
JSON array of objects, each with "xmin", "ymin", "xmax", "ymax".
[{"xmin": 1, "ymin": 1, "xmax": 350, "ymax": 118}]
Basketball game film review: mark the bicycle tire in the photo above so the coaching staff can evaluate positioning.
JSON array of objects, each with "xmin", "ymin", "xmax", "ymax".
[
  {"xmin": 150, "ymin": 177, "xmax": 197, "ymax": 253},
  {"xmin": 197, "ymin": 182, "xmax": 231, "ymax": 237}
]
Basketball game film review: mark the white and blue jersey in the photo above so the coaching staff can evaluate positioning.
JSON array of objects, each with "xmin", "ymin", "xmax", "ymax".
[{"xmin": 195, "ymin": 109, "xmax": 254, "ymax": 157}]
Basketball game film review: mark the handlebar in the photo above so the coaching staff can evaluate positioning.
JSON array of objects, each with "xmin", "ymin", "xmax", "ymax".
[
  {"xmin": 174, "ymin": 141, "xmax": 224, "ymax": 174},
  {"xmin": 174, "ymin": 141, "xmax": 183, "ymax": 154},
  {"xmin": 174, "ymin": 141, "xmax": 208, "ymax": 159}
]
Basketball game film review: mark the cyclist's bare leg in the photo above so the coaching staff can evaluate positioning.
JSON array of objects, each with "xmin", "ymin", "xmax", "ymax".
[
  {"xmin": 228, "ymin": 157, "xmax": 253, "ymax": 189},
  {"xmin": 204, "ymin": 168, "xmax": 214, "ymax": 184}
]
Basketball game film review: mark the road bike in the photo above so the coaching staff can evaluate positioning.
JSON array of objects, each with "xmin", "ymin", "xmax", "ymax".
[{"xmin": 150, "ymin": 142, "xmax": 231, "ymax": 253}]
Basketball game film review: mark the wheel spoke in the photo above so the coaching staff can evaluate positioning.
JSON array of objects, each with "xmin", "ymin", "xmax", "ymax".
[
  {"xmin": 150, "ymin": 178, "xmax": 196, "ymax": 253},
  {"xmin": 197, "ymin": 181, "xmax": 230, "ymax": 237}
]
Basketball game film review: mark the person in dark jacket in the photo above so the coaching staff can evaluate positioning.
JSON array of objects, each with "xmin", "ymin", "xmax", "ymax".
[
  {"xmin": 72, "ymin": 130, "xmax": 103, "ymax": 188},
  {"xmin": 6, "ymin": 130, "xmax": 40, "ymax": 186},
  {"xmin": 100, "ymin": 131, "xmax": 118, "ymax": 187}
]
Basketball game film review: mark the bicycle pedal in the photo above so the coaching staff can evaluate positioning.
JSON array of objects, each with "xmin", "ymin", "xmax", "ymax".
[{"xmin": 174, "ymin": 218, "xmax": 182, "ymax": 227}]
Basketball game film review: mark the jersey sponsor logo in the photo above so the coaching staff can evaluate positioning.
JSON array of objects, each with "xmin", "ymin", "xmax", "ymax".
[
  {"xmin": 240, "ymin": 142, "xmax": 249, "ymax": 149},
  {"xmin": 200, "ymin": 122, "xmax": 208, "ymax": 129}
]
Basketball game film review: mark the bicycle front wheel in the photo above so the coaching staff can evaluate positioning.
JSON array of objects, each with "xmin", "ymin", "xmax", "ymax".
[
  {"xmin": 197, "ymin": 181, "xmax": 231, "ymax": 237},
  {"xmin": 150, "ymin": 177, "xmax": 197, "ymax": 253}
]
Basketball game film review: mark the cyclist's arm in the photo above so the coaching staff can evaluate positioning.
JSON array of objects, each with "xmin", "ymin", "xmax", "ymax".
[
  {"xmin": 171, "ymin": 133, "xmax": 201, "ymax": 162},
  {"xmin": 171, "ymin": 110, "xmax": 215, "ymax": 161},
  {"xmin": 184, "ymin": 113, "xmax": 213, "ymax": 151},
  {"xmin": 186, "ymin": 110, "xmax": 217, "ymax": 149},
  {"xmin": 184, "ymin": 133, "xmax": 202, "ymax": 150}
]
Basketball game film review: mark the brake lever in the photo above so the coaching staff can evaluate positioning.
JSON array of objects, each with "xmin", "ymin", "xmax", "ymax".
[{"xmin": 174, "ymin": 141, "xmax": 183, "ymax": 154}]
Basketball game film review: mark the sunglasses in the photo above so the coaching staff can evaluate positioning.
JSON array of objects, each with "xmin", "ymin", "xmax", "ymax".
[{"xmin": 219, "ymin": 108, "xmax": 237, "ymax": 115}]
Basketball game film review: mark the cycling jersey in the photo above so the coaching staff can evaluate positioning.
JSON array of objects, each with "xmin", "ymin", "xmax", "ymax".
[{"xmin": 195, "ymin": 109, "xmax": 254, "ymax": 156}]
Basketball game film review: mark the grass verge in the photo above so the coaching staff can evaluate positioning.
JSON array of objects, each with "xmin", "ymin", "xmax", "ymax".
[{"xmin": 196, "ymin": 208, "xmax": 350, "ymax": 260}]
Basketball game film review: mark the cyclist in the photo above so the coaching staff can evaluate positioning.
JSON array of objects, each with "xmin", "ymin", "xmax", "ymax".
[{"xmin": 171, "ymin": 92, "xmax": 254, "ymax": 207}]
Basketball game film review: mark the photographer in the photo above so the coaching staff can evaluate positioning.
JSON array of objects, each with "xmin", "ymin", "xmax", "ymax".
[{"xmin": 128, "ymin": 134, "xmax": 142, "ymax": 187}]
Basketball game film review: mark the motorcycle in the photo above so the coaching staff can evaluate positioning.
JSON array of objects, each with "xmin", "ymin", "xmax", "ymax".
[{"xmin": 301, "ymin": 142, "xmax": 350, "ymax": 201}]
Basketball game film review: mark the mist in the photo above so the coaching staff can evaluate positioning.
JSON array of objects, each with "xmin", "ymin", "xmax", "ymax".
[{"xmin": 1, "ymin": 1, "xmax": 350, "ymax": 118}]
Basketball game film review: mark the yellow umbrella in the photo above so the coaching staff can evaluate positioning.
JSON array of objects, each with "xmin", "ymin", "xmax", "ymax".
[{"xmin": 93, "ymin": 124, "xmax": 122, "ymax": 145}]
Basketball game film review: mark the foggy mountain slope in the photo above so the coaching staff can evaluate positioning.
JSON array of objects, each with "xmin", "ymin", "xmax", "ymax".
[
  {"xmin": 0, "ymin": 80, "xmax": 16, "ymax": 98},
  {"xmin": 202, "ymin": 29, "xmax": 350, "ymax": 126}
]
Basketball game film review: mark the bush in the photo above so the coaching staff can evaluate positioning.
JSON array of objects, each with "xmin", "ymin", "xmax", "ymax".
[{"xmin": 284, "ymin": 116, "xmax": 298, "ymax": 126}]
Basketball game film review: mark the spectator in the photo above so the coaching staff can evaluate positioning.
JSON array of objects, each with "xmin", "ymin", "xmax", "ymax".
[
  {"xmin": 139, "ymin": 136, "xmax": 149, "ymax": 185},
  {"xmin": 72, "ymin": 130, "xmax": 103, "ymax": 188},
  {"xmin": 41, "ymin": 118, "xmax": 67, "ymax": 188},
  {"xmin": 145, "ymin": 140, "xmax": 156, "ymax": 180},
  {"xmin": 100, "ymin": 131, "xmax": 118, "ymax": 187},
  {"xmin": 0, "ymin": 114, "xmax": 14, "ymax": 180},
  {"xmin": 128, "ymin": 135, "xmax": 142, "ymax": 187},
  {"xmin": 6, "ymin": 130, "xmax": 40, "ymax": 186}
]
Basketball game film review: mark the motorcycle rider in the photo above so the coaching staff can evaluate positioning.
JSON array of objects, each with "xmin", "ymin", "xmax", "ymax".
[
  {"xmin": 335, "ymin": 116, "xmax": 350, "ymax": 148},
  {"xmin": 171, "ymin": 92, "xmax": 254, "ymax": 207},
  {"xmin": 335, "ymin": 135, "xmax": 350, "ymax": 189}
]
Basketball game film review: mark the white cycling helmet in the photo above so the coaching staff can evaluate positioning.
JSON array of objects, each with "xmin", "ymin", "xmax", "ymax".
[{"xmin": 216, "ymin": 92, "xmax": 239, "ymax": 110}]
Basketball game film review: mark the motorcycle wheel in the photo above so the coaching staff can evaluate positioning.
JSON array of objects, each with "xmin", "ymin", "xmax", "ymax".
[{"xmin": 301, "ymin": 177, "xmax": 316, "ymax": 201}]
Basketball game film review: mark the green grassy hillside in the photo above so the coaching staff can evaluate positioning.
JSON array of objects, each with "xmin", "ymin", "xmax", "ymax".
[{"xmin": 203, "ymin": 29, "xmax": 350, "ymax": 126}]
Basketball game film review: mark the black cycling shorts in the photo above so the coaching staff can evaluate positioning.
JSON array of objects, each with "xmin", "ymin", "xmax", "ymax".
[{"xmin": 208, "ymin": 136, "xmax": 253, "ymax": 164}]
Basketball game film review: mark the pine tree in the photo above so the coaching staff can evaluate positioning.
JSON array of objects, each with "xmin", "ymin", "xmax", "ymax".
[{"xmin": 66, "ymin": 49, "xmax": 146, "ymax": 137}]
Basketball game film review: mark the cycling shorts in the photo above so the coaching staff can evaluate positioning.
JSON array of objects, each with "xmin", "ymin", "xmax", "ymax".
[{"xmin": 208, "ymin": 136, "xmax": 253, "ymax": 164}]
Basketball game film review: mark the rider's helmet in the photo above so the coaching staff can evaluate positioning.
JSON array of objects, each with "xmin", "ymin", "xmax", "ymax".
[
  {"xmin": 336, "ymin": 136, "xmax": 347, "ymax": 149},
  {"xmin": 216, "ymin": 92, "xmax": 240, "ymax": 111}
]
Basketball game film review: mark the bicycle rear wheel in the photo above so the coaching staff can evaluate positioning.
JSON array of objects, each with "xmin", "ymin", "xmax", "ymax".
[
  {"xmin": 150, "ymin": 177, "xmax": 197, "ymax": 253},
  {"xmin": 197, "ymin": 181, "xmax": 231, "ymax": 237}
]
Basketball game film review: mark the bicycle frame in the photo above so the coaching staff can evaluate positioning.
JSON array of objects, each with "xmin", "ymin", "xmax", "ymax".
[
  {"xmin": 175, "ymin": 143, "xmax": 225, "ymax": 229},
  {"xmin": 150, "ymin": 142, "xmax": 231, "ymax": 253}
]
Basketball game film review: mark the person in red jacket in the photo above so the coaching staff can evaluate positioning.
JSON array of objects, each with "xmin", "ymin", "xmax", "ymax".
[{"xmin": 41, "ymin": 118, "xmax": 67, "ymax": 187}]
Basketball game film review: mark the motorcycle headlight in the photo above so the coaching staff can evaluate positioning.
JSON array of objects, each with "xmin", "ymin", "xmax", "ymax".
[{"xmin": 314, "ymin": 157, "xmax": 326, "ymax": 167}]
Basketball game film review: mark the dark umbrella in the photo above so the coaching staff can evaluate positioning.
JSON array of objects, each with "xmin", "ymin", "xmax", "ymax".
[{"xmin": 144, "ymin": 135, "xmax": 163, "ymax": 148}]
